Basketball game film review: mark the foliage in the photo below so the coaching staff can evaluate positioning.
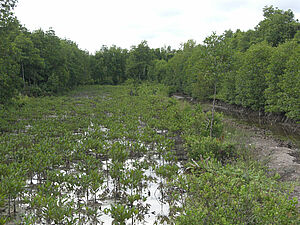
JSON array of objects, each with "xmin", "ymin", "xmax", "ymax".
[
  {"xmin": 186, "ymin": 136, "xmax": 236, "ymax": 162},
  {"xmin": 1, "ymin": 4, "xmax": 298, "ymax": 121},
  {"xmin": 147, "ymin": 7, "xmax": 299, "ymax": 120},
  {"xmin": 256, "ymin": 5, "xmax": 300, "ymax": 46},
  {"xmin": 265, "ymin": 40, "xmax": 300, "ymax": 119},
  {"xmin": 0, "ymin": 84, "xmax": 298, "ymax": 224},
  {"xmin": 148, "ymin": 59, "xmax": 168, "ymax": 83},
  {"xmin": 1, "ymin": 6, "xmax": 92, "ymax": 103},
  {"xmin": 92, "ymin": 45, "xmax": 128, "ymax": 84},
  {"xmin": 14, "ymin": 32, "xmax": 44, "ymax": 90},
  {"xmin": 175, "ymin": 160, "xmax": 298, "ymax": 224},
  {"xmin": 125, "ymin": 40, "xmax": 154, "ymax": 81},
  {"xmin": 277, "ymin": 45, "xmax": 300, "ymax": 120},
  {"xmin": 235, "ymin": 42, "xmax": 273, "ymax": 110},
  {"xmin": 0, "ymin": 0, "xmax": 20, "ymax": 104}
]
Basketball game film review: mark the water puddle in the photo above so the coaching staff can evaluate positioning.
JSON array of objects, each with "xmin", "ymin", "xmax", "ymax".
[
  {"xmin": 15, "ymin": 122, "xmax": 183, "ymax": 224},
  {"xmin": 20, "ymin": 157, "xmax": 180, "ymax": 224}
]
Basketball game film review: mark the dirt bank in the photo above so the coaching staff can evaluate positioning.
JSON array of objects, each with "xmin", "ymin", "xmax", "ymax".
[
  {"xmin": 224, "ymin": 118, "xmax": 300, "ymax": 208},
  {"xmin": 212, "ymin": 100, "xmax": 300, "ymax": 134},
  {"xmin": 173, "ymin": 94, "xmax": 300, "ymax": 208}
]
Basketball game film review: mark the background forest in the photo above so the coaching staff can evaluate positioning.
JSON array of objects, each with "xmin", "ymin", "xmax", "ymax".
[
  {"xmin": 1, "ymin": 1, "xmax": 299, "ymax": 120},
  {"xmin": 1, "ymin": 1, "xmax": 300, "ymax": 224}
]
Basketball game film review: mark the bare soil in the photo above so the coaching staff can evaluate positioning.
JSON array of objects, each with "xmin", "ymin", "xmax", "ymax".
[
  {"xmin": 224, "ymin": 118, "xmax": 300, "ymax": 208},
  {"xmin": 173, "ymin": 95, "xmax": 300, "ymax": 208}
]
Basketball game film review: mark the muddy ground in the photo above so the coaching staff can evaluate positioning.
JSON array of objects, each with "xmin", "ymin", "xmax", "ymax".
[
  {"xmin": 211, "ymin": 101, "xmax": 300, "ymax": 209},
  {"xmin": 173, "ymin": 95, "xmax": 300, "ymax": 209},
  {"xmin": 223, "ymin": 118, "xmax": 300, "ymax": 208}
]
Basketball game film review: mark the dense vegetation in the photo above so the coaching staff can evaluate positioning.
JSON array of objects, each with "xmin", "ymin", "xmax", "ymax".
[
  {"xmin": 0, "ymin": 84, "xmax": 298, "ymax": 224},
  {"xmin": 2, "ymin": 1, "xmax": 298, "ymax": 120},
  {"xmin": 153, "ymin": 7, "xmax": 300, "ymax": 120},
  {"xmin": 0, "ymin": 0, "xmax": 92, "ymax": 101},
  {"xmin": 0, "ymin": 1, "xmax": 299, "ymax": 223}
]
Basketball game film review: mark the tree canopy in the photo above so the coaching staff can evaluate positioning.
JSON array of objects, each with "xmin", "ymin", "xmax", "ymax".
[{"xmin": 0, "ymin": 3, "xmax": 299, "ymax": 120}]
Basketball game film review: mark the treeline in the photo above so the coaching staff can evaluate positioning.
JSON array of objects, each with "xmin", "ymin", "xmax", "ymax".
[
  {"xmin": 152, "ymin": 6, "xmax": 300, "ymax": 121},
  {"xmin": 0, "ymin": 0, "xmax": 92, "ymax": 103},
  {"xmin": 0, "ymin": 0, "xmax": 174, "ymax": 102},
  {"xmin": 90, "ymin": 42, "xmax": 175, "ymax": 85},
  {"xmin": 92, "ymin": 6, "xmax": 300, "ymax": 121},
  {"xmin": 1, "ymin": 2, "xmax": 299, "ymax": 120}
]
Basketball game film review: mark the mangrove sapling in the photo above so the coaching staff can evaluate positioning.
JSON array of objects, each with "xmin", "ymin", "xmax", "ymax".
[
  {"xmin": 21, "ymin": 214, "xmax": 37, "ymax": 225},
  {"xmin": 156, "ymin": 141, "xmax": 166, "ymax": 163},
  {"xmin": 3, "ymin": 84, "xmax": 296, "ymax": 223},
  {"xmin": 91, "ymin": 138, "xmax": 106, "ymax": 160},
  {"xmin": 108, "ymin": 142, "xmax": 129, "ymax": 199},
  {"xmin": 130, "ymin": 141, "xmax": 147, "ymax": 158},
  {"xmin": 2, "ymin": 163, "xmax": 26, "ymax": 216},
  {"xmin": 76, "ymin": 171, "xmax": 93, "ymax": 205},
  {"xmin": 154, "ymin": 165, "xmax": 174, "ymax": 206},
  {"xmin": 98, "ymin": 145, "xmax": 111, "ymax": 188},
  {"xmin": 55, "ymin": 135, "xmax": 77, "ymax": 169},
  {"xmin": 0, "ymin": 191, "xmax": 6, "ymax": 214},
  {"xmin": 62, "ymin": 173, "xmax": 78, "ymax": 197},
  {"xmin": 46, "ymin": 170, "xmax": 70, "ymax": 196},
  {"xmin": 104, "ymin": 203, "xmax": 138, "ymax": 225},
  {"xmin": 139, "ymin": 126, "xmax": 155, "ymax": 147},
  {"xmin": 166, "ymin": 174, "xmax": 187, "ymax": 217},
  {"xmin": 89, "ymin": 169, "xmax": 104, "ymax": 204},
  {"xmin": 26, "ymin": 182, "xmax": 55, "ymax": 223},
  {"xmin": 84, "ymin": 206, "xmax": 101, "ymax": 224},
  {"xmin": 43, "ymin": 191, "xmax": 76, "ymax": 224},
  {"xmin": 124, "ymin": 162, "xmax": 150, "ymax": 224},
  {"xmin": 109, "ymin": 161, "xmax": 126, "ymax": 200}
]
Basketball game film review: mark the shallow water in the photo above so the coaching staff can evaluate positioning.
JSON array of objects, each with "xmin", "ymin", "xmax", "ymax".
[
  {"xmin": 18, "ymin": 122, "xmax": 182, "ymax": 224},
  {"xmin": 197, "ymin": 101, "xmax": 300, "ymax": 148},
  {"xmin": 21, "ymin": 157, "xmax": 178, "ymax": 224},
  {"xmin": 222, "ymin": 111, "xmax": 300, "ymax": 148}
]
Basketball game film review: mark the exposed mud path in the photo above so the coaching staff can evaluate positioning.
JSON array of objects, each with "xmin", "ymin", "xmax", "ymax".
[
  {"xmin": 224, "ymin": 118, "xmax": 300, "ymax": 208},
  {"xmin": 173, "ymin": 94, "xmax": 300, "ymax": 208}
]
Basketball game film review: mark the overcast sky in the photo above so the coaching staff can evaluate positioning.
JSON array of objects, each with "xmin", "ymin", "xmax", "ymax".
[{"xmin": 14, "ymin": 0, "xmax": 300, "ymax": 53}]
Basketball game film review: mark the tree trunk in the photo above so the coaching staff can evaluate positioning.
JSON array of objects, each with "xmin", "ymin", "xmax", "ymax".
[
  {"xmin": 86, "ymin": 188, "xmax": 89, "ymax": 204},
  {"xmin": 13, "ymin": 197, "xmax": 16, "ymax": 214},
  {"xmin": 8, "ymin": 194, "xmax": 11, "ymax": 216},
  {"xmin": 22, "ymin": 63, "xmax": 25, "ymax": 88},
  {"xmin": 210, "ymin": 83, "xmax": 217, "ymax": 137}
]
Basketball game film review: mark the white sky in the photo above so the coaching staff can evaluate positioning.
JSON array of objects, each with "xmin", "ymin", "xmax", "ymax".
[{"xmin": 14, "ymin": 0, "xmax": 300, "ymax": 53}]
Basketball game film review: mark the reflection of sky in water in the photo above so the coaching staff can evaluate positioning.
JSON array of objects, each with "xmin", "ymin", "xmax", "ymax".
[{"xmin": 22, "ymin": 122, "xmax": 182, "ymax": 224}]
